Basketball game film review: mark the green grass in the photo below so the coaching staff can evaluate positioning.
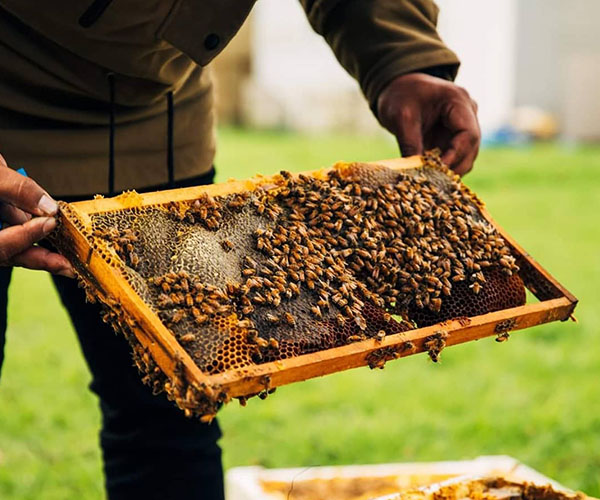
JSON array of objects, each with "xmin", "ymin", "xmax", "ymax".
[{"xmin": 0, "ymin": 129, "xmax": 598, "ymax": 498}]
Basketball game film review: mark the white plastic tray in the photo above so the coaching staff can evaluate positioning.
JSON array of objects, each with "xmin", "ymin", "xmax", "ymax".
[{"xmin": 225, "ymin": 455, "xmax": 568, "ymax": 500}]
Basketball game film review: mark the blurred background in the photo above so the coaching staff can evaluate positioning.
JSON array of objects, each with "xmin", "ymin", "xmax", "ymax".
[
  {"xmin": 213, "ymin": 0, "xmax": 600, "ymax": 143},
  {"xmin": 0, "ymin": 1, "xmax": 599, "ymax": 499}
]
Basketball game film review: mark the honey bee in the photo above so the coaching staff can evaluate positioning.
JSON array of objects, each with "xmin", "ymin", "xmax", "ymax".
[
  {"xmin": 495, "ymin": 332, "xmax": 510, "ymax": 343},
  {"xmin": 217, "ymin": 305, "xmax": 231, "ymax": 314},
  {"xmin": 255, "ymin": 337, "xmax": 269, "ymax": 348},
  {"xmin": 317, "ymin": 298, "xmax": 329, "ymax": 309},
  {"xmin": 185, "ymin": 294, "xmax": 194, "ymax": 307},
  {"xmin": 430, "ymin": 297, "xmax": 442, "ymax": 312},
  {"xmin": 194, "ymin": 314, "xmax": 208, "ymax": 325},
  {"xmin": 171, "ymin": 310, "xmax": 186, "ymax": 324},
  {"xmin": 225, "ymin": 282, "xmax": 240, "ymax": 295},
  {"xmin": 246, "ymin": 277, "xmax": 261, "ymax": 290},
  {"xmin": 340, "ymin": 248, "xmax": 353, "ymax": 258},
  {"xmin": 375, "ymin": 330, "xmax": 386, "ymax": 342},
  {"xmin": 355, "ymin": 315, "xmax": 367, "ymax": 331},
  {"xmin": 356, "ymin": 248, "xmax": 370, "ymax": 259},
  {"xmin": 265, "ymin": 313, "xmax": 279, "ymax": 325},
  {"xmin": 283, "ymin": 312, "xmax": 296, "ymax": 327},
  {"xmin": 469, "ymin": 282, "xmax": 482, "ymax": 294},
  {"xmin": 237, "ymin": 319, "xmax": 254, "ymax": 329},
  {"xmin": 260, "ymin": 374, "xmax": 272, "ymax": 391},
  {"xmin": 426, "ymin": 276, "xmax": 441, "ymax": 287},
  {"xmin": 253, "ymin": 293, "xmax": 266, "ymax": 305},
  {"xmin": 310, "ymin": 305, "xmax": 322, "ymax": 318},
  {"xmin": 268, "ymin": 338, "xmax": 279, "ymax": 349},
  {"xmin": 347, "ymin": 335, "xmax": 365, "ymax": 342},
  {"xmin": 157, "ymin": 293, "xmax": 173, "ymax": 308},
  {"xmin": 246, "ymin": 330, "xmax": 258, "ymax": 343},
  {"xmin": 402, "ymin": 341, "xmax": 416, "ymax": 353},
  {"xmin": 180, "ymin": 333, "xmax": 195, "ymax": 343},
  {"xmin": 142, "ymin": 351, "xmax": 151, "ymax": 366},
  {"xmin": 201, "ymin": 302, "xmax": 216, "ymax": 315},
  {"xmin": 241, "ymin": 305, "xmax": 255, "ymax": 315}
]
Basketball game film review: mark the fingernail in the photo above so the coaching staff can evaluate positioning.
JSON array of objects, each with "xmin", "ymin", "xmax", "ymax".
[
  {"xmin": 58, "ymin": 268, "xmax": 76, "ymax": 279},
  {"xmin": 38, "ymin": 194, "xmax": 58, "ymax": 215},
  {"xmin": 42, "ymin": 217, "xmax": 57, "ymax": 234}
]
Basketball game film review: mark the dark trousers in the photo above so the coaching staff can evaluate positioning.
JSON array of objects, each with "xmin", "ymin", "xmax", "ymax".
[{"xmin": 0, "ymin": 170, "xmax": 225, "ymax": 500}]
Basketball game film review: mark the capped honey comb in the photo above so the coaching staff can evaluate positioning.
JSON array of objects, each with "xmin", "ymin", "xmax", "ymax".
[{"xmin": 52, "ymin": 152, "xmax": 576, "ymax": 418}]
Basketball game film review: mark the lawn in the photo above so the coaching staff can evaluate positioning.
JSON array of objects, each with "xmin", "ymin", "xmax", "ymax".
[{"xmin": 0, "ymin": 129, "xmax": 598, "ymax": 499}]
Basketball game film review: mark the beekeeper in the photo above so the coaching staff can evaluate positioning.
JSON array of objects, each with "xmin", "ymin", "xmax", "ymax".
[{"xmin": 0, "ymin": 1, "xmax": 479, "ymax": 498}]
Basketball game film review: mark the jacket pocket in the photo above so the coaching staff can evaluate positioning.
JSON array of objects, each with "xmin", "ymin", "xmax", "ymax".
[{"xmin": 158, "ymin": 0, "xmax": 256, "ymax": 66}]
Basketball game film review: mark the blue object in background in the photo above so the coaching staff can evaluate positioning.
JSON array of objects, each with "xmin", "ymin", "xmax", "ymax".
[{"xmin": 482, "ymin": 125, "xmax": 530, "ymax": 148}]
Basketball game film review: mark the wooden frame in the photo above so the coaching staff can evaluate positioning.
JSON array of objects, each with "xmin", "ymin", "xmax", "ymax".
[{"xmin": 55, "ymin": 156, "xmax": 578, "ymax": 408}]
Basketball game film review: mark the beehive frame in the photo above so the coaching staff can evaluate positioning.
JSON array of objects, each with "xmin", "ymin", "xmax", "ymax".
[{"xmin": 54, "ymin": 156, "xmax": 577, "ymax": 410}]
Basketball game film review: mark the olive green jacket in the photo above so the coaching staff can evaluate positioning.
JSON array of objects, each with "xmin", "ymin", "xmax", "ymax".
[{"xmin": 0, "ymin": 0, "xmax": 458, "ymax": 196}]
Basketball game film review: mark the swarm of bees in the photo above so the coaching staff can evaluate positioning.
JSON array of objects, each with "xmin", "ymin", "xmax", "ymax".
[{"xmin": 88, "ymin": 152, "xmax": 526, "ymax": 414}]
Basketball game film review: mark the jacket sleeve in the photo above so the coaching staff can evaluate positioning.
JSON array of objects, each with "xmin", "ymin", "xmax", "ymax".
[{"xmin": 299, "ymin": 0, "xmax": 460, "ymax": 114}]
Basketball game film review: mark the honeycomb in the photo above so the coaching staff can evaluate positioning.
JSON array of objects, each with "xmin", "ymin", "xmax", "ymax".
[
  {"xmin": 384, "ymin": 477, "xmax": 588, "ymax": 500},
  {"xmin": 61, "ymin": 152, "xmax": 526, "ymax": 416}
]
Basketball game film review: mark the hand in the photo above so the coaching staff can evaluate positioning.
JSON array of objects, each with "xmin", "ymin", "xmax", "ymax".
[
  {"xmin": 377, "ymin": 73, "xmax": 481, "ymax": 176},
  {"xmin": 0, "ymin": 154, "xmax": 74, "ymax": 277}
]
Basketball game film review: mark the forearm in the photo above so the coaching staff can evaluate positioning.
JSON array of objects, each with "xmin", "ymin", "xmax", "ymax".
[{"xmin": 300, "ymin": 0, "xmax": 460, "ymax": 112}]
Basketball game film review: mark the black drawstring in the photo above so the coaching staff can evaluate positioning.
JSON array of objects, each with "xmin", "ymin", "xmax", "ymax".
[
  {"xmin": 167, "ymin": 91, "xmax": 175, "ymax": 188},
  {"xmin": 79, "ymin": 0, "xmax": 114, "ymax": 28},
  {"xmin": 106, "ymin": 75, "xmax": 175, "ymax": 195},
  {"xmin": 107, "ymin": 72, "xmax": 116, "ymax": 196}
]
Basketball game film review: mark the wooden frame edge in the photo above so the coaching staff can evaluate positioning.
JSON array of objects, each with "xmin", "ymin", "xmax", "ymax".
[
  {"xmin": 69, "ymin": 157, "xmax": 424, "ymax": 214},
  {"xmin": 207, "ymin": 296, "xmax": 575, "ymax": 397}
]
